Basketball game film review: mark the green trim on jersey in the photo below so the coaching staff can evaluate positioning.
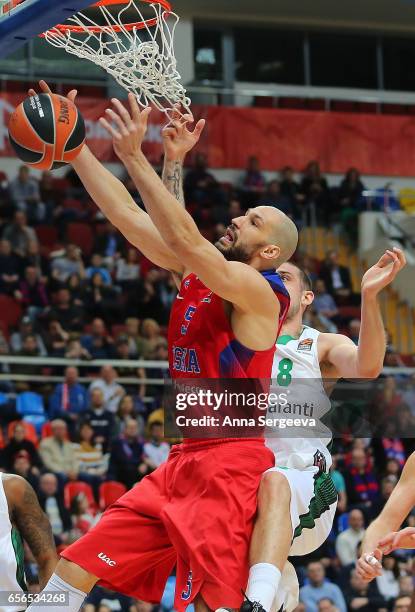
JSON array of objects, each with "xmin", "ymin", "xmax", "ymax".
[
  {"xmin": 11, "ymin": 527, "xmax": 27, "ymax": 592},
  {"xmin": 276, "ymin": 335, "xmax": 297, "ymax": 345},
  {"xmin": 276, "ymin": 327, "xmax": 306, "ymax": 346},
  {"xmin": 293, "ymin": 472, "xmax": 338, "ymax": 540}
]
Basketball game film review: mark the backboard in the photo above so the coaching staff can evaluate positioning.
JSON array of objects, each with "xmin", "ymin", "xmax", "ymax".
[{"xmin": 0, "ymin": 0, "xmax": 94, "ymax": 59}]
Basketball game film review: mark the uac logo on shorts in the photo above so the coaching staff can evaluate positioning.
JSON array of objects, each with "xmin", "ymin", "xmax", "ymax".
[
  {"xmin": 181, "ymin": 571, "xmax": 193, "ymax": 600},
  {"xmin": 97, "ymin": 552, "xmax": 116, "ymax": 567}
]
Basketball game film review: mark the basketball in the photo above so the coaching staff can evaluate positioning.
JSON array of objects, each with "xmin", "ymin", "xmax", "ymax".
[{"xmin": 7, "ymin": 93, "xmax": 85, "ymax": 171}]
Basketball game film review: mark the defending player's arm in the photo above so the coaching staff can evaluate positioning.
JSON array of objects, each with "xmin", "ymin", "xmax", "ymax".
[
  {"xmin": 162, "ymin": 157, "xmax": 185, "ymax": 207},
  {"xmin": 4, "ymin": 475, "xmax": 58, "ymax": 589},
  {"xmin": 356, "ymin": 452, "xmax": 415, "ymax": 581},
  {"xmin": 101, "ymin": 95, "xmax": 279, "ymax": 315},
  {"xmin": 161, "ymin": 106, "xmax": 204, "ymax": 207},
  {"xmin": 29, "ymin": 81, "xmax": 184, "ymax": 276},
  {"xmin": 323, "ymin": 248, "xmax": 406, "ymax": 379}
]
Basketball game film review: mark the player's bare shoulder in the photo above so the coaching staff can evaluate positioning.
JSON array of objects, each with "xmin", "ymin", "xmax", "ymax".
[
  {"xmin": 2, "ymin": 473, "xmax": 28, "ymax": 509},
  {"xmin": 228, "ymin": 261, "xmax": 281, "ymax": 315}
]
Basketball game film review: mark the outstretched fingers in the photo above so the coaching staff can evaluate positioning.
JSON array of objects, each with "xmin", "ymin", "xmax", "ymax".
[
  {"xmin": 192, "ymin": 118, "xmax": 206, "ymax": 139},
  {"xmin": 105, "ymin": 108, "xmax": 130, "ymax": 137},
  {"xmin": 111, "ymin": 98, "xmax": 135, "ymax": 131},
  {"xmin": 171, "ymin": 102, "xmax": 194, "ymax": 123},
  {"xmin": 125, "ymin": 93, "xmax": 152, "ymax": 129},
  {"xmin": 28, "ymin": 80, "xmax": 77, "ymax": 103},
  {"xmin": 392, "ymin": 527, "xmax": 415, "ymax": 549},
  {"xmin": 99, "ymin": 117, "xmax": 122, "ymax": 141},
  {"xmin": 128, "ymin": 92, "xmax": 141, "ymax": 123},
  {"xmin": 38, "ymin": 80, "xmax": 52, "ymax": 94}
]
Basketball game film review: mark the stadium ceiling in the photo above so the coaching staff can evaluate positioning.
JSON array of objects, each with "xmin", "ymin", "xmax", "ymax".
[{"xmin": 176, "ymin": 0, "xmax": 415, "ymax": 33}]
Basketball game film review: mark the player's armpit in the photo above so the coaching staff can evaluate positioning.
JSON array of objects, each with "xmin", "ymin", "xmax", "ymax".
[{"xmin": 6, "ymin": 476, "xmax": 58, "ymax": 585}]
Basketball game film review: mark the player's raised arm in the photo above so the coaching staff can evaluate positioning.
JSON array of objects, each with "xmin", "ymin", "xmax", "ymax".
[
  {"xmin": 356, "ymin": 451, "xmax": 415, "ymax": 582},
  {"xmin": 28, "ymin": 81, "xmax": 184, "ymax": 275},
  {"xmin": 100, "ymin": 95, "xmax": 297, "ymax": 319},
  {"xmin": 322, "ymin": 248, "xmax": 406, "ymax": 379}
]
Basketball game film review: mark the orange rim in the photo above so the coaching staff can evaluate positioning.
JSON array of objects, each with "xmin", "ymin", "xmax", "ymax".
[{"xmin": 41, "ymin": 0, "xmax": 172, "ymax": 35}]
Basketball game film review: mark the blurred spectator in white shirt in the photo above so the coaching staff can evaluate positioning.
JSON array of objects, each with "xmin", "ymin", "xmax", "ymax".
[
  {"xmin": 335, "ymin": 509, "xmax": 365, "ymax": 566},
  {"xmin": 143, "ymin": 421, "xmax": 170, "ymax": 470},
  {"xmin": 89, "ymin": 365, "xmax": 125, "ymax": 414}
]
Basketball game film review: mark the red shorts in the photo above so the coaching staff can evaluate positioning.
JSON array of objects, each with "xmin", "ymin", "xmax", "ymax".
[{"xmin": 61, "ymin": 439, "xmax": 274, "ymax": 611}]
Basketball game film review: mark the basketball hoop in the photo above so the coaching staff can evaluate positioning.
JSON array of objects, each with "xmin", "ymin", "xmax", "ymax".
[{"xmin": 42, "ymin": 0, "xmax": 191, "ymax": 118}]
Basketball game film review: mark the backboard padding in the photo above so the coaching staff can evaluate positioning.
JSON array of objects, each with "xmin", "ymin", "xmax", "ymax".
[{"xmin": 0, "ymin": 0, "xmax": 94, "ymax": 58}]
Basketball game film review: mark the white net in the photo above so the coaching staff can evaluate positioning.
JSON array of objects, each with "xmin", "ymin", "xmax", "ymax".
[{"xmin": 43, "ymin": 1, "xmax": 191, "ymax": 118}]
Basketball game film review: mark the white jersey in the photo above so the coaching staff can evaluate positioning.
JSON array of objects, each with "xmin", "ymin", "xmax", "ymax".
[
  {"xmin": 0, "ymin": 474, "xmax": 27, "ymax": 612},
  {"xmin": 265, "ymin": 326, "xmax": 333, "ymax": 471}
]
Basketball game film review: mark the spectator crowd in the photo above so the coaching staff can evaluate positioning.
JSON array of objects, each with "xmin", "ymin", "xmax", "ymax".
[{"xmin": 0, "ymin": 158, "xmax": 413, "ymax": 612}]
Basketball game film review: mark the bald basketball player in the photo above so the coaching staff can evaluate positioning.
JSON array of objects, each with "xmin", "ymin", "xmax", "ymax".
[{"xmin": 27, "ymin": 82, "xmax": 298, "ymax": 612}]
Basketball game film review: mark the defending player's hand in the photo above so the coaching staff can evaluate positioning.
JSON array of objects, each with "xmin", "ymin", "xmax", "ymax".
[
  {"xmin": 378, "ymin": 526, "xmax": 415, "ymax": 553},
  {"xmin": 100, "ymin": 93, "xmax": 152, "ymax": 161},
  {"xmin": 28, "ymin": 79, "xmax": 78, "ymax": 104},
  {"xmin": 162, "ymin": 104, "xmax": 206, "ymax": 162},
  {"xmin": 356, "ymin": 548, "xmax": 383, "ymax": 582},
  {"xmin": 361, "ymin": 247, "xmax": 406, "ymax": 297}
]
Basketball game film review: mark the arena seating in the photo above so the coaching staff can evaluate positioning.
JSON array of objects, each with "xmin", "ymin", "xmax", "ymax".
[{"xmin": 0, "ymin": 154, "xmax": 413, "ymax": 609}]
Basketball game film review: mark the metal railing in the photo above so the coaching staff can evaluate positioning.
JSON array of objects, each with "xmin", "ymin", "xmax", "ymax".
[
  {"xmin": 0, "ymin": 355, "xmax": 169, "ymax": 389},
  {"xmin": 3, "ymin": 72, "xmax": 415, "ymax": 111},
  {"xmin": 0, "ymin": 356, "xmax": 412, "ymax": 380}
]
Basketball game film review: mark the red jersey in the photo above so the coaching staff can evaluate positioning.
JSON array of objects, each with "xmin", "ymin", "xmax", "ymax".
[{"xmin": 168, "ymin": 270, "xmax": 290, "ymax": 379}]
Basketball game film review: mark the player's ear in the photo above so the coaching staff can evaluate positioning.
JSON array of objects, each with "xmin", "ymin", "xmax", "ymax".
[
  {"xmin": 261, "ymin": 244, "xmax": 281, "ymax": 261},
  {"xmin": 303, "ymin": 290, "xmax": 314, "ymax": 307}
]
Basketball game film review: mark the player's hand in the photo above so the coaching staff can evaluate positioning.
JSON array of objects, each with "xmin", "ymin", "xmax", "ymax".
[
  {"xmin": 378, "ymin": 527, "xmax": 415, "ymax": 553},
  {"xmin": 361, "ymin": 247, "xmax": 406, "ymax": 297},
  {"xmin": 28, "ymin": 79, "xmax": 78, "ymax": 104},
  {"xmin": 100, "ymin": 93, "xmax": 151, "ymax": 161},
  {"xmin": 162, "ymin": 104, "xmax": 206, "ymax": 162},
  {"xmin": 356, "ymin": 548, "xmax": 383, "ymax": 582}
]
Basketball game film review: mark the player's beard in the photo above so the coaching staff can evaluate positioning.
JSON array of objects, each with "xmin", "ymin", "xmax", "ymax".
[{"xmin": 215, "ymin": 239, "xmax": 252, "ymax": 263}]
